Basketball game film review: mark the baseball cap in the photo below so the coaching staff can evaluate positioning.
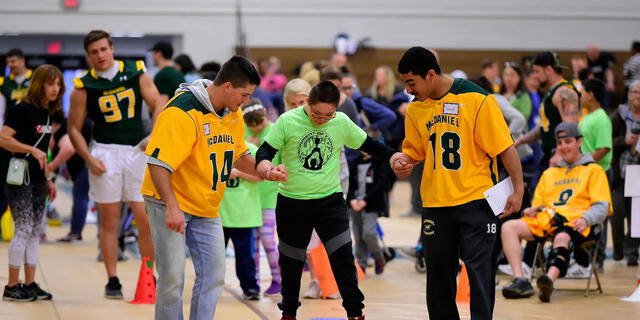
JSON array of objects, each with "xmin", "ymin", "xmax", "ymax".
[
  {"xmin": 555, "ymin": 122, "xmax": 582, "ymax": 140},
  {"xmin": 533, "ymin": 51, "xmax": 568, "ymax": 69},
  {"xmin": 150, "ymin": 41, "xmax": 173, "ymax": 59}
]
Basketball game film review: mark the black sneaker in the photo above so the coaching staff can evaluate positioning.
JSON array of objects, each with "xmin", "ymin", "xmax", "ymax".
[
  {"xmin": 628, "ymin": 257, "xmax": 639, "ymax": 267},
  {"xmin": 24, "ymin": 282, "xmax": 52, "ymax": 300},
  {"xmin": 536, "ymin": 274, "xmax": 554, "ymax": 302},
  {"xmin": 502, "ymin": 277, "xmax": 535, "ymax": 299},
  {"xmin": 242, "ymin": 289, "xmax": 260, "ymax": 300},
  {"xmin": 105, "ymin": 276, "xmax": 123, "ymax": 299},
  {"xmin": 3, "ymin": 283, "xmax": 37, "ymax": 302}
]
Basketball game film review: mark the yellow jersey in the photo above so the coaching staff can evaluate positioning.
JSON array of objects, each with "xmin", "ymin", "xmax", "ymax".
[
  {"xmin": 140, "ymin": 91, "xmax": 249, "ymax": 218},
  {"xmin": 526, "ymin": 159, "xmax": 612, "ymax": 237},
  {"xmin": 403, "ymin": 78, "xmax": 513, "ymax": 207}
]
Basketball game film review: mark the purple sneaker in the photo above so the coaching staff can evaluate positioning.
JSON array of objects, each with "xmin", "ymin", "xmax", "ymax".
[{"xmin": 264, "ymin": 282, "xmax": 281, "ymax": 296}]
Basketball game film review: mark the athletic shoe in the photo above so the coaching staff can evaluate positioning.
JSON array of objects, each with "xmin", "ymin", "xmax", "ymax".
[
  {"xmin": 565, "ymin": 263, "xmax": 591, "ymax": 279},
  {"xmin": 242, "ymin": 289, "xmax": 260, "ymax": 300},
  {"xmin": 348, "ymin": 316, "xmax": 365, "ymax": 320},
  {"xmin": 57, "ymin": 233, "xmax": 82, "ymax": 243},
  {"xmin": 628, "ymin": 257, "xmax": 639, "ymax": 266},
  {"xmin": 3, "ymin": 283, "xmax": 37, "ymax": 302},
  {"xmin": 502, "ymin": 278, "xmax": 535, "ymax": 299},
  {"xmin": 104, "ymin": 276, "xmax": 123, "ymax": 299},
  {"xmin": 536, "ymin": 274, "xmax": 554, "ymax": 302},
  {"xmin": 303, "ymin": 280, "xmax": 322, "ymax": 299},
  {"xmin": 280, "ymin": 314, "xmax": 296, "ymax": 320},
  {"xmin": 595, "ymin": 261, "xmax": 604, "ymax": 273},
  {"xmin": 374, "ymin": 258, "xmax": 385, "ymax": 275},
  {"xmin": 24, "ymin": 282, "xmax": 52, "ymax": 300},
  {"xmin": 497, "ymin": 262, "xmax": 532, "ymax": 279},
  {"xmin": 264, "ymin": 282, "xmax": 281, "ymax": 296},
  {"xmin": 326, "ymin": 292, "xmax": 341, "ymax": 299}
]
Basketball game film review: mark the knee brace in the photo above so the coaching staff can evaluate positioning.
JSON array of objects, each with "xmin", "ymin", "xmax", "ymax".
[{"xmin": 547, "ymin": 246, "xmax": 570, "ymax": 277}]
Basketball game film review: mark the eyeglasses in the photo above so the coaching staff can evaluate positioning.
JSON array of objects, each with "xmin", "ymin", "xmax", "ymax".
[{"xmin": 309, "ymin": 107, "xmax": 336, "ymax": 120}]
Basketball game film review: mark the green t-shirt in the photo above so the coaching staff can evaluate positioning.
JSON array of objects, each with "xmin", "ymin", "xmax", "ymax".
[
  {"xmin": 264, "ymin": 106, "xmax": 367, "ymax": 199},
  {"xmin": 219, "ymin": 142, "xmax": 263, "ymax": 228},
  {"xmin": 509, "ymin": 92, "xmax": 532, "ymax": 131},
  {"xmin": 154, "ymin": 66, "xmax": 185, "ymax": 97},
  {"xmin": 246, "ymin": 122, "xmax": 278, "ymax": 209},
  {"xmin": 579, "ymin": 108, "xmax": 612, "ymax": 171}
]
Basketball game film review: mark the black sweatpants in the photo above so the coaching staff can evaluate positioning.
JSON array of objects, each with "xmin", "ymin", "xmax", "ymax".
[
  {"xmin": 276, "ymin": 192, "xmax": 364, "ymax": 318},
  {"xmin": 422, "ymin": 199, "xmax": 499, "ymax": 320}
]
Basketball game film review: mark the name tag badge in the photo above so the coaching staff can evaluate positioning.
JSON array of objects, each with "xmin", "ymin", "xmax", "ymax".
[
  {"xmin": 443, "ymin": 103, "xmax": 459, "ymax": 115},
  {"xmin": 203, "ymin": 123, "xmax": 211, "ymax": 136}
]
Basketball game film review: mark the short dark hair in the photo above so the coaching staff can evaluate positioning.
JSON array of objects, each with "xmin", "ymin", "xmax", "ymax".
[
  {"xmin": 200, "ymin": 61, "xmax": 221, "ymax": 74},
  {"xmin": 578, "ymin": 68, "xmax": 593, "ymax": 82},
  {"xmin": 213, "ymin": 56, "xmax": 261, "ymax": 87},
  {"xmin": 151, "ymin": 41, "xmax": 173, "ymax": 60},
  {"xmin": 398, "ymin": 46, "xmax": 441, "ymax": 77},
  {"xmin": 308, "ymin": 81, "xmax": 340, "ymax": 107},
  {"xmin": 481, "ymin": 59, "xmax": 497, "ymax": 70},
  {"xmin": 633, "ymin": 41, "xmax": 640, "ymax": 52},
  {"xmin": 174, "ymin": 54, "xmax": 196, "ymax": 74},
  {"xmin": 470, "ymin": 76, "xmax": 494, "ymax": 94},
  {"xmin": 583, "ymin": 78, "xmax": 605, "ymax": 104},
  {"xmin": 320, "ymin": 66, "xmax": 342, "ymax": 82},
  {"xmin": 6, "ymin": 48, "xmax": 24, "ymax": 58},
  {"xmin": 84, "ymin": 30, "xmax": 113, "ymax": 52}
]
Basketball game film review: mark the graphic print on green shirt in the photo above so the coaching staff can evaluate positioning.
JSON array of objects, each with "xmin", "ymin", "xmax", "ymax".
[
  {"xmin": 264, "ymin": 106, "xmax": 367, "ymax": 200},
  {"xmin": 219, "ymin": 142, "xmax": 263, "ymax": 228},
  {"xmin": 0, "ymin": 70, "xmax": 32, "ymax": 109},
  {"xmin": 74, "ymin": 60, "xmax": 146, "ymax": 146}
]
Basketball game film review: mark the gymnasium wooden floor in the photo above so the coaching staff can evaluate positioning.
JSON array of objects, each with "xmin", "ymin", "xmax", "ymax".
[{"xmin": 1, "ymin": 180, "xmax": 639, "ymax": 320}]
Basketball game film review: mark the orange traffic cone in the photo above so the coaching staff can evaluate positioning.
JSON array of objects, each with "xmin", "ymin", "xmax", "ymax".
[
  {"xmin": 455, "ymin": 263, "xmax": 470, "ymax": 303},
  {"xmin": 129, "ymin": 257, "xmax": 156, "ymax": 304},
  {"xmin": 309, "ymin": 243, "xmax": 365, "ymax": 299}
]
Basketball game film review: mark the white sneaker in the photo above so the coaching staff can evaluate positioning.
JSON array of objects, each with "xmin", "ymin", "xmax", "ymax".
[
  {"xmin": 303, "ymin": 280, "xmax": 322, "ymax": 299},
  {"xmin": 498, "ymin": 262, "xmax": 532, "ymax": 279},
  {"xmin": 565, "ymin": 263, "xmax": 591, "ymax": 279}
]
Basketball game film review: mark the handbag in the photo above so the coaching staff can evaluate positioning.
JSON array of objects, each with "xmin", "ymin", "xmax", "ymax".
[{"xmin": 6, "ymin": 115, "xmax": 50, "ymax": 186}]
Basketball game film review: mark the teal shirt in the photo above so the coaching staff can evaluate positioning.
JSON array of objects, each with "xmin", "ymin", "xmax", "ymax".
[
  {"xmin": 264, "ymin": 106, "xmax": 367, "ymax": 199},
  {"xmin": 219, "ymin": 142, "xmax": 263, "ymax": 228},
  {"xmin": 246, "ymin": 122, "xmax": 278, "ymax": 209},
  {"xmin": 579, "ymin": 108, "xmax": 612, "ymax": 171}
]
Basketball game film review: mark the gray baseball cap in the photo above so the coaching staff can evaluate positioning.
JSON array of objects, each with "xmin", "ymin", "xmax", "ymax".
[{"xmin": 555, "ymin": 122, "xmax": 582, "ymax": 140}]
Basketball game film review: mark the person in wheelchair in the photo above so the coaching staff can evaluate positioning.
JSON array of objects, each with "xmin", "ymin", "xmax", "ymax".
[{"xmin": 501, "ymin": 122, "xmax": 611, "ymax": 302}]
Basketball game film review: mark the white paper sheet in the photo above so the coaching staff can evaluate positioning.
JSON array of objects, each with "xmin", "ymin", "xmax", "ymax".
[
  {"xmin": 484, "ymin": 177, "xmax": 514, "ymax": 216},
  {"xmin": 625, "ymin": 165, "xmax": 640, "ymax": 197},
  {"xmin": 632, "ymin": 197, "xmax": 640, "ymax": 238}
]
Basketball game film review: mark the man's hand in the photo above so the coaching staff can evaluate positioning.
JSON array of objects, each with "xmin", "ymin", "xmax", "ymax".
[
  {"xmin": 390, "ymin": 152, "xmax": 414, "ymax": 178},
  {"xmin": 500, "ymin": 193, "xmax": 523, "ymax": 218},
  {"xmin": 571, "ymin": 217, "xmax": 588, "ymax": 234},
  {"xmin": 87, "ymin": 156, "xmax": 107, "ymax": 176},
  {"xmin": 626, "ymin": 133, "xmax": 639, "ymax": 147},
  {"xmin": 165, "ymin": 207, "xmax": 185, "ymax": 234},
  {"xmin": 229, "ymin": 168, "xmax": 240, "ymax": 180},
  {"xmin": 514, "ymin": 137, "xmax": 523, "ymax": 148},
  {"xmin": 349, "ymin": 199, "xmax": 360, "ymax": 211},
  {"xmin": 46, "ymin": 180, "xmax": 57, "ymax": 202},
  {"xmin": 523, "ymin": 207, "xmax": 539, "ymax": 218},
  {"xmin": 549, "ymin": 152, "xmax": 561, "ymax": 167}
]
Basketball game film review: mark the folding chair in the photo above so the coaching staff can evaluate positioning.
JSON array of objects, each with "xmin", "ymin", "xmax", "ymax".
[{"xmin": 529, "ymin": 224, "xmax": 603, "ymax": 297}]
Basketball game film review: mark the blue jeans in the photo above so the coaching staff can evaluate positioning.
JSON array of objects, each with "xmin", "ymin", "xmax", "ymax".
[
  {"xmin": 71, "ymin": 166, "xmax": 90, "ymax": 235},
  {"xmin": 145, "ymin": 197, "xmax": 226, "ymax": 320}
]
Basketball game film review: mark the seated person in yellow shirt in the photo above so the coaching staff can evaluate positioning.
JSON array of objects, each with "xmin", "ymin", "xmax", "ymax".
[{"xmin": 501, "ymin": 122, "xmax": 611, "ymax": 303}]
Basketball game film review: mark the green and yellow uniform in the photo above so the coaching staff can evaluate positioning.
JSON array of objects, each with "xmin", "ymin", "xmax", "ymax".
[
  {"xmin": 0, "ymin": 69, "xmax": 32, "ymax": 109},
  {"xmin": 74, "ymin": 60, "xmax": 147, "ymax": 146},
  {"xmin": 219, "ymin": 142, "xmax": 263, "ymax": 228},
  {"xmin": 264, "ymin": 106, "xmax": 367, "ymax": 200},
  {"xmin": 538, "ymin": 79, "xmax": 579, "ymax": 155},
  {"xmin": 524, "ymin": 160, "xmax": 612, "ymax": 238},
  {"xmin": 402, "ymin": 78, "xmax": 513, "ymax": 207},
  {"xmin": 141, "ymin": 91, "xmax": 249, "ymax": 218}
]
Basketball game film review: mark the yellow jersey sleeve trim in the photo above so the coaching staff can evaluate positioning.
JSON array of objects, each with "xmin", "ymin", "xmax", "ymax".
[
  {"xmin": 0, "ymin": 77, "xmax": 4, "ymax": 86},
  {"xmin": 90, "ymin": 68, "xmax": 98, "ymax": 79},
  {"xmin": 116, "ymin": 60, "xmax": 125, "ymax": 72},
  {"xmin": 26, "ymin": 69, "xmax": 32, "ymax": 79},
  {"xmin": 136, "ymin": 60, "xmax": 146, "ymax": 72},
  {"xmin": 74, "ymin": 78, "xmax": 84, "ymax": 89}
]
